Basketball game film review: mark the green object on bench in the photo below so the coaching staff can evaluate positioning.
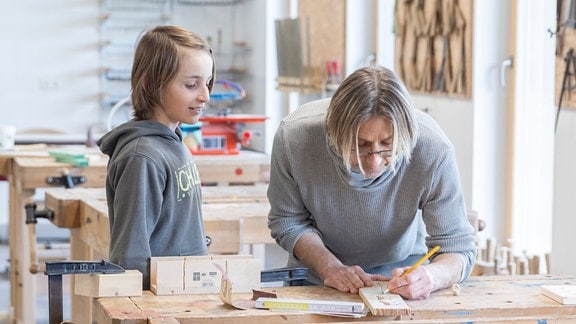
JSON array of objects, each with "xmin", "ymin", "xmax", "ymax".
[{"xmin": 49, "ymin": 151, "xmax": 89, "ymax": 167}]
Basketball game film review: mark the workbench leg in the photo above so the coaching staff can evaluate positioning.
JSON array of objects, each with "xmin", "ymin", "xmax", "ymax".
[
  {"xmin": 70, "ymin": 229, "xmax": 100, "ymax": 324},
  {"xmin": 9, "ymin": 186, "xmax": 37, "ymax": 324}
]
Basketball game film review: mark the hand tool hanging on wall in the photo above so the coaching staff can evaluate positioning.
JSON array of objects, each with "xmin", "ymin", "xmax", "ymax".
[
  {"xmin": 394, "ymin": 0, "xmax": 468, "ymax": 96},
  {"xmin": 555, "ymin": 48, "xmax": 576, "ymax": 132}
]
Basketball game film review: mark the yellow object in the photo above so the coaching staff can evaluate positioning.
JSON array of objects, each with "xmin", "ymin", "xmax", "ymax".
[
  {"xmin": 254, "ymin": 297, "xmax": 365, "ymax": 315},
  {"xmin": 383, "ymin": 245, "xmax": 440, "ymax": 294}
]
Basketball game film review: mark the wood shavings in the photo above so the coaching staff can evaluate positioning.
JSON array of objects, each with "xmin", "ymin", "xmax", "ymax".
[{"xmin": 452, "ymin": 283, "xmax": 461, "ymax": 296}]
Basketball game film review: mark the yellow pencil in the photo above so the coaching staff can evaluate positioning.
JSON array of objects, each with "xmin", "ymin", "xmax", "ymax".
[{"xmin": 383, "ymin": 245, "xmax": 440, "ymax": 294}]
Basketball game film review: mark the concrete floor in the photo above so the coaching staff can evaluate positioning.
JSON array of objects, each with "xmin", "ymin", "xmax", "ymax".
[{"xmin": 0, "ymin": 243, "xmax": 71, "ymax": 324}]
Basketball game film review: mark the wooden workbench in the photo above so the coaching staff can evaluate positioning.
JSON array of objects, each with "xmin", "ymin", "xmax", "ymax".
[
  {"xmin": 193, "ymin": 150, "xmax": 270, "ymax": 185},
  {"xmin": 0, "ymin": 146, "xmax": 107, "ymax": 324},
  {"xmin": 92, "ymin": 275, "xmax": 576, "ymax": 323},
  {"xmin": 0, "ymin": 145, "xmax": 271, "ymax": 324},
  {"xmin": 44, "ymin": 185, "xmax": 272, "ymax": 323}
]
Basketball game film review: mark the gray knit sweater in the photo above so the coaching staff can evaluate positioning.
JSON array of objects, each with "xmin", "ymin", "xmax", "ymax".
[{"xmin": 267, "ymin": 98, "xmax": 477, "ymax": 285}]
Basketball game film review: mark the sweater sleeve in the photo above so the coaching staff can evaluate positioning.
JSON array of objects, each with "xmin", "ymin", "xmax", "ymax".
[
  {"xmin": 267, "ymin": 124, "xmax": 321, "ymax": 256},
  {"xmin": 421, "ymin": 148, "xmax": 477, "ymax": 282}
]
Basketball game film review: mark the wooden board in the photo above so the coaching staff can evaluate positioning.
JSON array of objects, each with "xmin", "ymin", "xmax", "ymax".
[
  {"xmin": 359, "ymin": 282, "xmax": 411, "ymax": 316},
  {"xmin": 74, "ymin": 270, "xmax": 143, "ymax": 298},
  {"xmin": 93, "ymin": 275, "xmax": 576, "ymax": 323},
  {"xmin": 45, "ymin": 187, "xmax": 273, "ymax": 245},
  {"xmin": 150, "ymin": 255, "xmax": 261, "ymax": 295},
  {"xmin": 193, "ymin": 150, "xmax": 270, "ymax": 184}
]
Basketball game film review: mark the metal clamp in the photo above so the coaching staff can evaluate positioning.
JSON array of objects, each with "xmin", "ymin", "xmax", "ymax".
[
  {"xmin": 44, "ymin": 260, "xmax": 125, "ymax": 324},
  {"xmin": 46, "ymin": 175, "xmax": 87, "ymax": 188},
  {"xmin": 24, "ymin": 202, "xmax": 54, "ymax": 224}
]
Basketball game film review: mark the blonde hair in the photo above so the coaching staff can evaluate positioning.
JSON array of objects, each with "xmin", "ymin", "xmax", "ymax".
[
  {"xmin": 131, "ymin": 25, "xmax": 215, "ymax": 121},
  {"xmin": 326, "ymin": 66, "xmax": 418, "ymax": 172}
]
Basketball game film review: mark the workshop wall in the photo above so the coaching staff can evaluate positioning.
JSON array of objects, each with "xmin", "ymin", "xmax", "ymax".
[
  {"xmin": 0, "ymin": 0, "xmax": 268, "ymax": 151},
  {"xmin": 0, "ymin": 0, "xmax": 101, "ymax": 136}
]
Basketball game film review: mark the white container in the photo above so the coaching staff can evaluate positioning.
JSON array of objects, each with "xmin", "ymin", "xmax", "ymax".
[{"xmin": 0, "ymin": 125, "xmax": 16, "ymax": 151}]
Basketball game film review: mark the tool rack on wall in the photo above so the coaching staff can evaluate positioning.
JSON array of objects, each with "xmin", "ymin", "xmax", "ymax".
[
  {"xmin": 177, "ymin": 0, "xmax": 250, "ymax": 84},
  {"xmin": 98, "ymin": 0, "xmax": 174, "ymax": 111},
  {"xmin": 275, "ymin": 0, "xmax": 346, "ymax": 94},
  {"xmin": 393, "ymin": 0, "xmax": 473, "ymax": 98}
]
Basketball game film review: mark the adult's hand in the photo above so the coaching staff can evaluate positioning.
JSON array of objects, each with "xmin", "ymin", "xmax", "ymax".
[
  {"xmin": 322, "ymin": 264, "xmax": 388, "ymax": 294},
  {"xmin": 386, "ymin": 266, "xmax": 435, "ymax": 299}
]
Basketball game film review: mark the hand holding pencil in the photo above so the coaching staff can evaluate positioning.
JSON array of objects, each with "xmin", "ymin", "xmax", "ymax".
[{"xmin": 384, "ymin": 245, "xmax": 440, "ymax": 294}]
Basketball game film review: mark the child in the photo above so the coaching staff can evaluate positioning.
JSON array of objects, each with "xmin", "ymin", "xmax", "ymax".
[{"xmin": 97, "ymin": 25, "xmax": 214, "ymax": 289}]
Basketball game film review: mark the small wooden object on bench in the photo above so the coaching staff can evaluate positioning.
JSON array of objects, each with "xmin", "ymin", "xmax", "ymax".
[
  {"xmin": 359, "ymin": 282, "xmax": 411, "ymax": 316},
  {"xmin": 74, "ymin": 270, "xmax": 142, "ymax": 297}
]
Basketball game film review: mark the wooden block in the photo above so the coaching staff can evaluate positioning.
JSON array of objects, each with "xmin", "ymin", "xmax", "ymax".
[
  {"xmin": 226, "ymin": 257, "xmax": 262, "ymax": 293},
  {"xmin": 541, "ymin": 285, "xmax": 576, "ymax": 305},
  {"xmin": 152, "ymin": 255, "xmax": 261, "ymax": 295},
  {"xmin": 150, "ymin": 256, "xmax": 188, "ymax": 295},
  {"xmin": 184, "ymin": 256, "xmax": 221, "ymax": 294},
  {"xmin": 74, "ymin": 270, "xmax": 142, "ymax": 297},
  {"xmin": 359, "ymin": 282, "xmax": 411, "ymax": 316},
  {"xmin": 204, "ymin": 219, "xmax": 242, "ymax": 254}
]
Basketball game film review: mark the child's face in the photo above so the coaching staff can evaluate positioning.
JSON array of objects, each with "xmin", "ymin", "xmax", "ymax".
[{"xmin": 158, "ymin": 48, "xmax": 213, "ymax": 129}]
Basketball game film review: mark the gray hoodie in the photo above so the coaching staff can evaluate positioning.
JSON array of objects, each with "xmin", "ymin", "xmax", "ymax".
[{"xmin": 98, "ymin": 120, "xmax": 208, "ymax": 289}]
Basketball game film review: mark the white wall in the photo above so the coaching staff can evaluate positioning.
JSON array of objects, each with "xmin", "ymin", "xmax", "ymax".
[
  {"xmin": 0, "ymin": 1, "xmax": 269, "ymax": 148},
  {"xmin": 470, "ymin": 0, "xmax": 511, "ymax": 243},
  {"xmin": 0, "ymin": 0, "xmax": 101, "ymax": 136},
  {"xmin": 553, "ymin": 109, "xmax": 576, "ymax": 274}
]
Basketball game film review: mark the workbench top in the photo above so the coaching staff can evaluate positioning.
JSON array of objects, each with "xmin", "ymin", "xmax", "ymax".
[{"xmin": 93, "ymin": 275, "xmax": 576, "ymax": 323}]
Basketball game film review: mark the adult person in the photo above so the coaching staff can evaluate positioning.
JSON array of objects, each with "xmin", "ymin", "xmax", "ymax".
[
  {"xmin": 97, "ymin": 25, "xmax": 215, "ymax": 289},
  {"xmin": 267, "ymin": 65, "xmax": 477, "ymax": 300}
]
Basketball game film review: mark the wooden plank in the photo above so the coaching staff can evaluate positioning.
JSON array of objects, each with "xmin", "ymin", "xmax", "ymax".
[
  {"xmin": 46, "ymin": 188, "xmax": 273, "ymax": 248},
  {"xmin": 359, "ymin": 282, "xmax": 411, "ymax": 316},
  {"xmin": 193, "ymin": 151, "xmax": 270, "ymax": 184},
  {"xmin": 13, "ymin": 157, "xmax": 107, "ymax": 190},
  {"xmin": 0, "ymin": 145, "xmax": 104, "ymax": 176},
  {"xmin": 202, "ymin": 184, "xmax": 268, "ymax": 203},
  {"xmin": 93, "ymin": 275, "xmax": 576, "ymax": 322},
  {"xmin": 150, "ymin": 255, "xmax": 261, "ymax": 295},
  {"xmin": 205, "ymin": 219, "xmax": 242, "ymax": 254},
  {"xmin": 45, "ymin": 188, "xmax": 106, "ymax": 228},
  {"xmin": 75, "ymin": 270, "xmax": 142, "ymax": 298},
  {"xmin": 202, "ymin": 203, "xmax": 273, "ymax": 245},
  {"xmin": 78, "ymin": 198, "xmax": 111, "ymax": 258},
  {"xmin": 95, "ymin": 288, "xmax": 375, "ymax": 324}
]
